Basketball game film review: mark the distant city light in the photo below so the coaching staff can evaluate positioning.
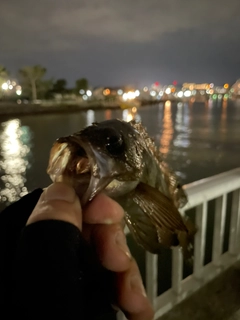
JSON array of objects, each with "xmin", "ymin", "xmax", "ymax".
[
  {"xmin": 2, "ymin": 83, "xmax": 8, "ymax": 90},
  {"xmin": 150, "ymin": 90, "xmax": 156, "ymax": 97},
  {"xmin": 184, "ymin": 90, "xmax": 191, "ymax": 97},
  {"xmin": 8, "ymin": 85, "xmax": 13, "ymax": 90},
  {"xmin": 135, "ymin": 90, "xmax": 140, "ymax": 96},
  {"xmin": 165, "ymin": 88, "xmax": 171, "ymax": 94},
  {"xmin": 127, "ymin": 91, "xmax": 136, "ymax": 100},
  {"xmin": 79, "ymin": 89, "xmax": 85, "ymax": 94},
  {"xmin": 177, "ymin": 91, "xmax": 183, "ymax": 98},
  {"xmin": 117, "ymin": 89, "xmax": 123, "ymax": 95},
  {"xmin": 82, "ymin": 95, "xmax": 88, "ymax": 100},
  {"xmin": 16, "ymin": 90, "xmax": 22, "ymax": 95},
  {"xmin": 143, "ymin": 86, "xmax": 148, "ymax": 92},
  {"xmin": 86, "ymin": 90, "xmax": 92, "ymax": 97},
  {"xmin": 224, "ymin": 83, "xmax": 229, "ymax": 89},
  {"xmin": 122, "ymin": 91, "xmax": 136, "ymax": 101},
  {"xmin": 210, "ymin": 83, "xmax": 214, "ymax": 88},
  {"xmin": 103, "ymin": 89, "xmax": 110, "ymax": 96}
]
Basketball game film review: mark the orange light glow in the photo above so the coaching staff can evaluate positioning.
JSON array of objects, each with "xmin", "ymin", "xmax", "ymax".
[
  {"xmin": 103, "ymin": 89, "xmax": 110, "ymax": 96},
  {"xmin": 105, "ymin": 109, "xmax": 112, "ymax": 120},
  {"xmin": 160, "ymin": 103, "xmax": 173, "ymax": 155}
]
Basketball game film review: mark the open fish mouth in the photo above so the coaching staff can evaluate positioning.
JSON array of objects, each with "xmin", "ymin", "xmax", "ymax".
[
  {"xmin": 47, "ymin": 137, "xmax": 94, "ymax": 204},
  {"xmin": 47, "ymin": 136, "xmax": 113, "ymax": 205}
]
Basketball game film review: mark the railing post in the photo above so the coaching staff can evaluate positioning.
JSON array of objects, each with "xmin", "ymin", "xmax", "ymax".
[
  {"xmin": 229, "ymin": 189, "xmax": 240, "ymax": 255},
  {"xmin": 212, "ymin": 194, "xmax": 227, "ymax": 265},
  {"xmin": 146, "ymin": 252, "xmax": 158, "ymax": 305},
  {"xmin": 194, "ymin": 202, "xmax": 207, "ymax": 279},
  {"xmin": 172, "ymin": 247, "xmax": 183, "ymax": 295}
]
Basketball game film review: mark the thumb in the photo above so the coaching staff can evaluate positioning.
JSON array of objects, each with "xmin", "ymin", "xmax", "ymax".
[{"xmin": 27, "ymin": 182, "xmax": 82, "ymax": 231}]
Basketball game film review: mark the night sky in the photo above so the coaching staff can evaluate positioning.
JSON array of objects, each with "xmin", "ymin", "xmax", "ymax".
[{"xmin": 1, "ymin": 0, "xmax": 240, "ymax": 87}]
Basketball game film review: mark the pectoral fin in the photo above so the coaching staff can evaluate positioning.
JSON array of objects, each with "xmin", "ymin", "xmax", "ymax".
[
  {"xmin": 129, "ymin": 183, "xmax": 196, "ymax": 261},
  {"xmin": 133, "ymin": 183, "xmax": 188, "ymax": 232}
]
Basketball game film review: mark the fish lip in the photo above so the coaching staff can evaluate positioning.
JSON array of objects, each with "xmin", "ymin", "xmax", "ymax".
[
  {"xmin": 69, "ymin": 136, "xmax": 98, "ymax": 204},
  {"xmin": 70, "ymin": 135, "xmax": 111, "ymax": 206}
]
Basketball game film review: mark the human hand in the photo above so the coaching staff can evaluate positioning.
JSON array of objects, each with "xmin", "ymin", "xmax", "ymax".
[{"xmin": 27, "ymin": 182, "xmax": 154, "ymax": 320}]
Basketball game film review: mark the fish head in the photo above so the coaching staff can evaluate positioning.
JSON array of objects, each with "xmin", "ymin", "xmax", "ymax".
[{"xmin": 47, "ymin": 119, "xmax": 144, "ymax": 205}]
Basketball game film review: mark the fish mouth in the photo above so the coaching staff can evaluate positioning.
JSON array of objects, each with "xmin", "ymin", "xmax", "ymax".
[
  {"xmin": 71, "ymin": 138, "xmax": 114, "ymax": 205},
  {"xmin": 47, "ymin": 136, "xmax": 112, "ymax": 206}
]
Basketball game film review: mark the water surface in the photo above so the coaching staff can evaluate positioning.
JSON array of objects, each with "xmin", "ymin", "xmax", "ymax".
[{"xmin": 1, "ymin": 99, "xmax": 240, "ymax": 210}]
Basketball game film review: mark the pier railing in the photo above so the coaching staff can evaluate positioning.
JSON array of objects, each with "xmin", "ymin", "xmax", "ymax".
[{"xmin": 118, "ymin": 168, "xmax": 240, "ymax": 320}]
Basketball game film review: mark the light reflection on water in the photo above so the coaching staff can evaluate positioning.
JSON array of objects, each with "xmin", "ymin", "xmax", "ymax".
[
  {"xmin": 0, "ymin": 99, "xmax": 240, "ymax": 211},
  {"xmin": 0, "ymin": 119, "xmax": 32, "ymax": 206},
  {"xmin": 159, "ymin": 101, "xmax": 173, "ymax": 155},
  {"xmin": 86, "ymin": 109, "xmax": 95, "ymax": 126},
  {"xmin": 173, "ymin": 102, "xmax": 191, "ymax": 149}
]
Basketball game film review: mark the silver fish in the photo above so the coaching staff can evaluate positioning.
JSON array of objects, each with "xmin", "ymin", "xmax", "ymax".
[{"xmin": 47, "ymin": 119, "xmax": 196, "ymax": 261}]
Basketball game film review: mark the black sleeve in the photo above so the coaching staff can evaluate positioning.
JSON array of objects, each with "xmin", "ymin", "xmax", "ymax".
[{"xmin": 0, "ymin": 191, "xmax": 117, "ymax": 320}]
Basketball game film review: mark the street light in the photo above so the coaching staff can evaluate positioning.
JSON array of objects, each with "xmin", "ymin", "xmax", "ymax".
[{"xmin": 2, "ymin": 83, "xmax": 8, "ymax": 90}]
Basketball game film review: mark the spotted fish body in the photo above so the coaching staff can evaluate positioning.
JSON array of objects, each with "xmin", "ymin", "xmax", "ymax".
[{"xmin": 47, "ymin": 119, "xmax": 196, "ymax": 261}]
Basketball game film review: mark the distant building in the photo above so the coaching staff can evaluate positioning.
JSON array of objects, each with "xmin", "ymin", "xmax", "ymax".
[
  {"xmin": 231, "ymin": 79, "xmax": 240, "ymax": 97},
  {"xmin": 182, "ymin": 83, "xmax": 210, "ymax": 90}
]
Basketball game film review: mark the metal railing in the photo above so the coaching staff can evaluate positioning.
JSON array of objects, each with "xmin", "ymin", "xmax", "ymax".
[{"xmin": 118, "ymin": 168, "xmax": 240, "ymax": 320}]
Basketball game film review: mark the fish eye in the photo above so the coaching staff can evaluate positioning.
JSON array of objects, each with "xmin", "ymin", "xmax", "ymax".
[{"xmin": 105, "ymin": 134, "xmax": 124, "ymax": 155}]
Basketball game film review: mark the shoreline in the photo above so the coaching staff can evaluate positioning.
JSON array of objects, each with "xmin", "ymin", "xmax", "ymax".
[{"xmin": 0, "ymin": 99, "xmax": 179, "ymax": 117}]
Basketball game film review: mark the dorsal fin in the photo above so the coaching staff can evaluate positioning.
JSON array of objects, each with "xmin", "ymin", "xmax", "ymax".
[{"xmin": 129, "ymin": 120, "xmax": 187, "ymax": 208}]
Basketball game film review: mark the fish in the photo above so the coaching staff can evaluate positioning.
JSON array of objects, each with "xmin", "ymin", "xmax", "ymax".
[{"xmin": 47, "ymin": 119, "xmax": 196, "ymax": 261}]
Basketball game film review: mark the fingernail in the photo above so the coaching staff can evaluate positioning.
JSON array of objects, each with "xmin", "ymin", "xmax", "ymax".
[
  {"xmin": 130, "ymin": 274, "xmax": 147, "ymax": 297},
  {"xmin": 115, "ymin": 231, "xmax": 131, "ymax": 259},
  {"xmin": 102, "ymin": 218, "xmax": 113, "ymax": 225},
  {"xmin": 44, "ymin": 183, "xmax": 76, "ymax": 203}
]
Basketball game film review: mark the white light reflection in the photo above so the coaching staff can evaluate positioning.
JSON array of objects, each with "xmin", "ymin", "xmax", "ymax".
[
  {"xmin": 0, "ymin": 119, "xmax": 32, "ymax": 205},
  {"xmin": 173, "ymin": 103, "xmax": 191, "ymax": 148},
  {"xmin": 122, "ymin": 109, "xmax": 141, "ymax": 122},
  {"xmin": 86, "ymin": 110, "xmax": 95, "ymax": 126}
]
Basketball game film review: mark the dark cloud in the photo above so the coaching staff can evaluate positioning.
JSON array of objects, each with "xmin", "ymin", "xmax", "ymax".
[{"xmin": 0, "ymin": 0, "xmax": 240, "ymax": 86}]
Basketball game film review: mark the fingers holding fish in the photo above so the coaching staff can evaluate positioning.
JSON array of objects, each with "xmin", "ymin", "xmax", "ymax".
[
  {"xmin": 90, "ymin": 224, "xmax": 131, "ymax": 272},
  {"xmin": 83, "ymin": 193, "xmax": 125, "ymax": 225},
  {"xmin": 27, "ymin": 183, "xmax": 82, "ymax": 231},
  {"xmin": 82, "ymin": 193, "xmax": 131, "ymax": 273},
  {"xmin": 116, "ymin": 259, "xmax": 154, "ymax": 320}
]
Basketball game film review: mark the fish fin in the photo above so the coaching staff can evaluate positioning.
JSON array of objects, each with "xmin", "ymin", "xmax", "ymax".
[
  {"xmin": 124, "ymin": 210, "xmax": 161, "ymax": 254},
  {"xmin": 133, "ymin": 183, "xmax": 187, "ymax": 232},
  {"xmin": 132, "ymin": 183, "xmax": 196, "ymax": 261},
  {"xmin": 129, "ymin": 120, "xmax": 187, "ymax": 208},
  {"xmin": 121, "ymin": 197, "xmax": 180, "ymax": 254}
]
